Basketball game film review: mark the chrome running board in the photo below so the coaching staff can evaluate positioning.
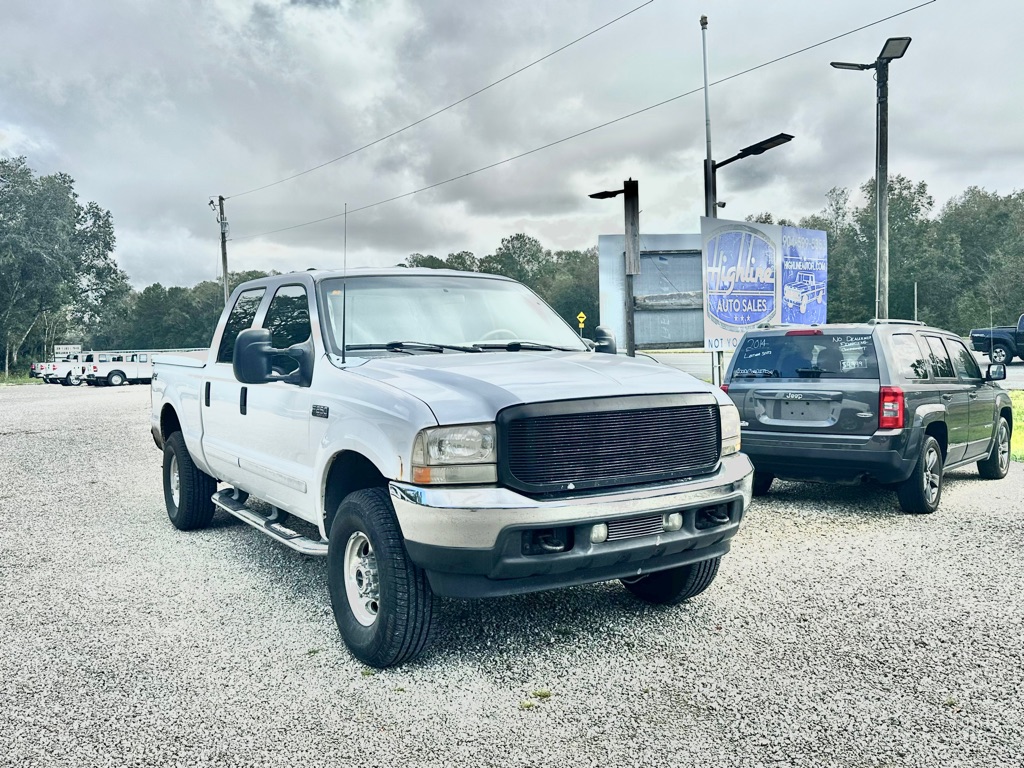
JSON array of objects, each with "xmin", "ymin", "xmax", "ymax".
[{"xmin": 212, "ymin": 489, "xmax": 328, "ymax": 557}]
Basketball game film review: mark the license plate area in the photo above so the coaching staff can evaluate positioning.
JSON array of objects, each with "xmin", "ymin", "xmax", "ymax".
[{"xmin": 779, "ymin": 399, "xmax": 830, "ymax": 420}]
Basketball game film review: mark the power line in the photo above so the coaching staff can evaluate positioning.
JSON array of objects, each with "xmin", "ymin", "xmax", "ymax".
[
  {"xmin": 224, "ymin": 0, "xmax": 655, "ymax": 200},
  {"xmin": 232, "ymin": 0, "xmax": 935, "ymax": 242}
]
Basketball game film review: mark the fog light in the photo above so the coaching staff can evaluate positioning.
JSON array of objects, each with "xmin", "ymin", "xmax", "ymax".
[
  {"xmin": 590, "ymin": 523, "xmax": 608, "ymax": 544},
  {"xmin": 663, "ymin": 512, "xmax": 683, "ymax": 532}
]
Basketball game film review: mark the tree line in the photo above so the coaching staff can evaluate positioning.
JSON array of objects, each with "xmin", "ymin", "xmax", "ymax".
[{"xmin": 2, "ymin": 154, "xmax": 1022, "ymax": 377}]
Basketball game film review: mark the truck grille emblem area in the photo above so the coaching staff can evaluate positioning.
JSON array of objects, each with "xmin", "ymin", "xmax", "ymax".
[{"xmin": 499, "ymin": 398, "xmax": 721, "ymax": 494}]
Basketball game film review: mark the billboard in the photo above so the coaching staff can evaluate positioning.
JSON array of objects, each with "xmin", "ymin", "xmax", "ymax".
[{"xmin": 701, "ymin": 218, "xmax": 827, "ymax": 351}]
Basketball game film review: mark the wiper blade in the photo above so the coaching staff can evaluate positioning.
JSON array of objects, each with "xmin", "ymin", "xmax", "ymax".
[
  {"xmin": 346, "ymin": 340, "xmax": 482, "ymax": 353},
  {"xmin": 475, "ymin": 340, "xmax": 576, "ymax": 352}
]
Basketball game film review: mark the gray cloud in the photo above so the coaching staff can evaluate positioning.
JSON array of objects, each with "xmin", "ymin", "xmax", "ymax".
[{"xmin": 2, "ymin": 0, "xmax": 1020, "ymax": 287}]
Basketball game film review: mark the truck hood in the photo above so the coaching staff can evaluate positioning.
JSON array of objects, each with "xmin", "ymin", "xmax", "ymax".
[{"xmin": 348, "ymin": 351, "xmax": 711, "ymax": 424}]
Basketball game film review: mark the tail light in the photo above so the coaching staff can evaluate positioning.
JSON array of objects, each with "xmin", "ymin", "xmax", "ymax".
[
  {"xmin": 879, "ymin": 386, "xmax": 905, "ymax": 429},
  {"xmin": 720, "ymin": 384, "xmax": 729, "ymax": 393},
  {"xmin": 92, "ymin": 365, "xmax": 98, "ymax": 372},
  {"xmin": 785, "ymin": 329, "xmax": 823, "ymax": 336}
]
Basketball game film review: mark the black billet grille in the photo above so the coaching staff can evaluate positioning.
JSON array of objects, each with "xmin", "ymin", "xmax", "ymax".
[{"xmin": 499, "ymin": 399, "xmax": 721, "ymax": 494}]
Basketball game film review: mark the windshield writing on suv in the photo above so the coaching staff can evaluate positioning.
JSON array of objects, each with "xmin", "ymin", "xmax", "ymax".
[
  {"xmin": 733, "ymin": 333, "xmax": 879, "ymax": 379},
  {"xmin": 320, "ymin": 275, "xmax": 587, "ymax": 354}
]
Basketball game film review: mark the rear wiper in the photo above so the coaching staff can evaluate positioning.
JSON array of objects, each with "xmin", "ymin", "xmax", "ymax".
[
  {"xmin": 475, "ymin": 340, "xmax": 576, "ymax": 352},
  {"xmin": 346, "ymin": 340, "xmax": 482, "ymax": 354}
]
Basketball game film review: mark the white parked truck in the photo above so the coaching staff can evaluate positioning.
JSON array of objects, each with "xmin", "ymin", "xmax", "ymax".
[
  {"xmin": 150, "ymin": 269, "xmax": 752, "ymax": 667},
  {"xmin": 87, "ymin": 351, "xmax": 154, "ymax": 386}
]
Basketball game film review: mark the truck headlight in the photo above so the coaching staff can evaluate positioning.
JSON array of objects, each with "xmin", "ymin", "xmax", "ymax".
[
  {"xmin": 720, "ymin": 403, "xmax": 741, "ymax": 456},
  {"xmin": 412, "ymin": 424, "xmax": 497, "ymax": 484}
]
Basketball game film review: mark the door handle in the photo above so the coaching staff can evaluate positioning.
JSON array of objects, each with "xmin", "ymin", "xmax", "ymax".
[
  {"xmin": 968, "ymin": 392, "xmax": 979, "ymax": 399},
  {"xmin": 941, "ymin": 394, "xmax": 952, "ymax": 401},
  {"xmin": 205, "ymin": 381, "xmax": 211, "ymax": 407},
  {"xmin": 240, "ymin": 386, "xmax": 248, "ymax": 415}
]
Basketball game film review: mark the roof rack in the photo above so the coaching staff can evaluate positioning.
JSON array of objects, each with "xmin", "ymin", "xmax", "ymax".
[{"xmin": 866, "ymin": 319, "xmax": 924, "ymax": 326}]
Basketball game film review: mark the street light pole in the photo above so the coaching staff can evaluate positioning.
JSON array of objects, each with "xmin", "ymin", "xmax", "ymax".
[
  {"xmin": 700, "ymin": 15, "xmax": 715, "ymax": 219},
  {"xmin": 832, "ymin": 37, "xmax": 911, "ymax": 320},
  {"xmin": 589, "ymin": 179, "xmax": 640, "ymax": 357}
]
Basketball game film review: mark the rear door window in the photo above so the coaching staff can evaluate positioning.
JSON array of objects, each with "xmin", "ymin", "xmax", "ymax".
[
  {"xmin": 217, "ymin": 288, "xmax": 267, "ymax": 364},
  {"xmin": 923, "ymin": 336, "xmax": 955, "ymax": 379},
  {"xmin": 891, "ymin": 334, "xmax": 929, "ymax": 380}
]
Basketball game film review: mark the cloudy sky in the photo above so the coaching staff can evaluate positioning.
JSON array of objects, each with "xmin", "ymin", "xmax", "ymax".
[{"xmin": 2, "ymin": 0, "xmax": 1019, "ymax": 288}]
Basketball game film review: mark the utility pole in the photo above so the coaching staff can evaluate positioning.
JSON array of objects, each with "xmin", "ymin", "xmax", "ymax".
[
  {"xmin": 215, "ymin": 196, "xmax": 230, "ymax": 304},
  {"xmin": 875, "ymin": 59, "xmax": 890, "ymax": 320}
]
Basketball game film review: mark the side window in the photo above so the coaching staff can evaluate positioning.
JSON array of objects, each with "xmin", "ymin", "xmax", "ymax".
[
  {"xmin": 923, "ymin": 336, "xmax": 954, "ymax": 379},
  {"xmin": 945, "ymin": 337, "xmax": 982, "ymax": 380},
  {"xmin": 217, "ymin": 288, "xmax": 266, "ymax": 364},
  {"xmin": 891, "ymin": 334, "xmax": 929, "ymax": 380},
  {"xmin": 140, "ymin": 354, "xmax": 148, "ymax": 363},
  {"xmin": 262, "ymin": 285, "xmax": 312, "ymax": 374},
  {"xmin": 98, "ymin": 354, "xmax": 109, "ymax": 363}
]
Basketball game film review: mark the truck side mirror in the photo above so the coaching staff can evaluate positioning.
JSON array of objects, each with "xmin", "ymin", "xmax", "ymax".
[
  {"xmin": 986, "ymin": 363, "xmax": 1006, "ymax": 382},
  {"xmin": 594, "ymin": 326, "xmax": 617, "ymax": 355},
  {"xmin": 234, "ymin": 328, "xmax": 273, "ymax": 384}
]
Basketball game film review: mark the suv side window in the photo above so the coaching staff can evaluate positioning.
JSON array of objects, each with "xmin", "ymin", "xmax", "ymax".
[
  {"xmin": 944, "ymin": 337, "xmax": 982, "ymax": 380},
  {"xmin": 262, "ymin": 284, "xmax": 312, "ymax": 374},
  {"xmin": 923, "ymin": 335, "xmax": 955, "ymax": 379},
  {"xmin": 217, "ymin": 288, "xmax": 266, "ymax": 364},
  {"xmin": 891, "ymin": 333, "xmax": 929, "ymax": 380}
]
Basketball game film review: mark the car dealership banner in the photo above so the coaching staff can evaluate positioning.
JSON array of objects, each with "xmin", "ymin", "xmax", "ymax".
[{"xmin": 701, "ymin": 217, "xmax": 828, "ymax": 351}]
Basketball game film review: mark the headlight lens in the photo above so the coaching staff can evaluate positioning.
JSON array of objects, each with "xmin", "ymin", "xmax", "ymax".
[
  {"xmin": 412, "ymin": 424, "xmax": 497, "ymax": 485},
  {"xmin": 720, "ymin": 403, "xmax": 741, "ymax": 456}
]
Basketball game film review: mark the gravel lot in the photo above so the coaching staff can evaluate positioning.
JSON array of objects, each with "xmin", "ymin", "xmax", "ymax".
[{"xmin": 2, "ymin": 384, "xmax": 1022, "ymax": 767}]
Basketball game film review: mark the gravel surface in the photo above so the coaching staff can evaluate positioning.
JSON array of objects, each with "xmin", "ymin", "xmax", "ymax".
[{"xmin": 1, "ymin": 383, "xmax": 1022, "ymax": 767}]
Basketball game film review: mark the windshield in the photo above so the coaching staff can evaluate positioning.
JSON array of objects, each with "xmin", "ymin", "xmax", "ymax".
[{"xmin": 319, "ymin": 274, "xmax": 588, "ymax": 354}]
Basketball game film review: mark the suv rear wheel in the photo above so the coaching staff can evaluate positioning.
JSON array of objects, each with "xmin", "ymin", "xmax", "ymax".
[{"xmin": 897, "ymin": 435, "xmax": 943, "ymax": 514}]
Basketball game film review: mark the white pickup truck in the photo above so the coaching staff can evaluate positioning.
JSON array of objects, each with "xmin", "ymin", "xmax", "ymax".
[
  {"xmin": 151, "ymin": 269, "xmax": 753, "ymax": 667},
  {"xmin": 87, "ymin": 352, "xmax": 154, "ymax": 386}
]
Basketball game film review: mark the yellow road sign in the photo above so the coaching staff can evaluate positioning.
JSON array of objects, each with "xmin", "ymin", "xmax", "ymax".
[{"xmin": 576, "ymin": 312, "xmax": 587, "ymax": 324}]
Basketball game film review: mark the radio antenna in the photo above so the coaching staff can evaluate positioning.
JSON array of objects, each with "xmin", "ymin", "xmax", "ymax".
[{"xmin": 341, "ymin": 202, "xmax": 348, "ymax": 364}]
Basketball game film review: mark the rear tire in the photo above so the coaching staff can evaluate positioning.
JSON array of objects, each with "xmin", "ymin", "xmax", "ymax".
[
  {"xmin": 897, "ymin": 435, "xmax": 943, "ymax": 514},
  {"xmin": 108, "ymin": 371, "xmax": 126, "ymax": 387},
  {"xmin": 621, "ymin": 556, "xmax": 721, "ymax": 605},
  {"xmin": 752, "ymin": 471, "xmax": 774, "ymax": 496},
  {"xmin": 977, "ymin": 416, "xmax": 1011, "ymax": 480},
  {"xmin": 327, "ymin": 487, "xmax": 435, "ymax": 668},
  {"xmin": 162, "ymin": 431, "xmax": 217, "ymax": 530}
]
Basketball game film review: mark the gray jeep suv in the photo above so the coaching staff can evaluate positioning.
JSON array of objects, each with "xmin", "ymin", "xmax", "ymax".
[{"xmin": 722, "ymin": 320, "xmax": 1012, "ymax": 514}]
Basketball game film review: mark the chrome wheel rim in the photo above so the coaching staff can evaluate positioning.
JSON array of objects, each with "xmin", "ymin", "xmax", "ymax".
[
  {"xmin": 992, "ymin": 347, "xmax": 1007, "ymax": 364},
  {"xmin": 923, "ymin": 445, "xmax": 941, "ymax": 505},
  {"xmin": 997, "ymin": 422, "xmax": 1010, "ymax": 473},
  {"xmin": 169, "ymin": 454, "xmax": 180, "ymax": 508},
  {"xmin": 344, "ymin": 532, "xmax": 380, "ymax": 627}
]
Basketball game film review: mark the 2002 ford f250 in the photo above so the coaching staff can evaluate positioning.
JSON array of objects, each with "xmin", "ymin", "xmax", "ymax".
[{"xmin": 150, "ymin": 268, "xmax": 753, "ymax": 667}]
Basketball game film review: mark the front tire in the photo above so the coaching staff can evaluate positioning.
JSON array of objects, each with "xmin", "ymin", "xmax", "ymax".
[
  {"xmin": 897, "ymin": 435, "xmax": 943, "ymax": 514},
  {"xmin": 162, "ymin": 431, "xmax": 216, "ymax": 530},
  {"xmin": 327, "ymin": 487, "xmax": 435, "ymax": 668},
  {"xmin": 978, "ymin": 416, "xmax": 1011, "ymax": 480},
  {"xmin": 621, "ymin": 556, "xmax": 721, "ymax": 605}
]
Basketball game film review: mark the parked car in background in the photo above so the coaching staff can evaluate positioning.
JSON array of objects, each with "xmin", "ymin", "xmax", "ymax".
[
  {"xmin": 87, "ymin": 351, "xmax": 154, "ymax": 386},
  {"xmin": 722, "ymin": 320, "xmax": 1012, "ymax": 514},
  {"xmin": 970, "ymin": 313, "xmax": 1024, "ymax": 364}
]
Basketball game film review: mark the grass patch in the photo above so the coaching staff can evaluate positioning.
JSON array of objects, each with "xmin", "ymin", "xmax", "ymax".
[
  {"xmin": 360, "ymin": 668, "xmax": 376, "ymax": 677},
  {"xmin": 531, "ymin": 689, "xmax": 552, "ymax": 700},
  {"xmin": 518, "ymin": 700, "xmax": 536, "ymax": 711},
  {"xmin": 1010, "ymin": 391, "xmax": 1024, "ymax": 462},
  {"xmin": 0, "ymin": 374, "xmax": 43, "ymax": 385}
]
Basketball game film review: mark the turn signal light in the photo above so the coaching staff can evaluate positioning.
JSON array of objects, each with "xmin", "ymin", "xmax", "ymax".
[{"xmin": 879, "ymin": 386, "xmax": 905, "ymax": 429}]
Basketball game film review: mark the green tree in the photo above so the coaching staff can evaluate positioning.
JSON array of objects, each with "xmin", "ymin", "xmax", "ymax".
[{"xmin": 0, "ymin": 157, "xmax": 128, "ymax": 375}]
